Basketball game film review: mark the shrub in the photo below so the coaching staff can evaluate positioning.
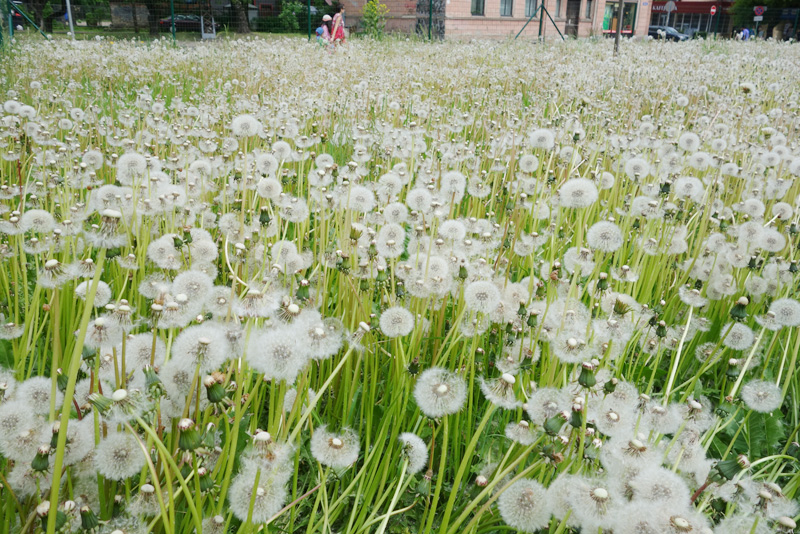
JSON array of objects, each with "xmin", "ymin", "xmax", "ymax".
[
  {"xmin": 277, "ymin": 0, "xmax": 303, "ymax": 32},
  {"xmin": 360, "ymin": 0, "xmax": 389, "ymax": 39}
]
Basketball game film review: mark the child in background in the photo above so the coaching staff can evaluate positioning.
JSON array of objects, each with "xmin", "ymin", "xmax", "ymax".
[{"xmin": 317, "ymin": 14, "xmax": 332, "ymax": 47}]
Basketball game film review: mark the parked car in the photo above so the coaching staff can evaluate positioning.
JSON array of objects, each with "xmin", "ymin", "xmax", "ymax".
[
  {"xmin": 648, "ymin": 25, "xmax": 689, "ymax": 41},
  {"xmin": 159, "ymin": 14, "xmax": 220, "ymax": 32},
  {"xmin": 10, "ymin": 1, "xmax": 26, "ymax": 28}
]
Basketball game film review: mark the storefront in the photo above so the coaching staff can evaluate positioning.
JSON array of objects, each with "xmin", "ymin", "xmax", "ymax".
[
  {"xmin": 603, "ymin": 1, "xmax": 637, "ymax": 34},
  {"xmin": 650, "ymin": 1, "xmax": 732, "ymax": 36}
]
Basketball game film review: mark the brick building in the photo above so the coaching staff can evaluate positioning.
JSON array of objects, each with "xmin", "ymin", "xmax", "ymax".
[{"xmin": 375, "ymin": 0, "xmax": 651, "ymax": 38}]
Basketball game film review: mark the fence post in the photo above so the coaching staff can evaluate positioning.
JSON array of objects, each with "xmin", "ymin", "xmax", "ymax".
[
  {"xmin": 538, "ymin": 2, "xmax": 544, "ymax": 40},
  {"xmin": 428, "ymin": 0, "xmax": 432, "ymax": 39},
  {"xmin": 8, "ymin": 0, "xmax": 14, "ymax": 40}
]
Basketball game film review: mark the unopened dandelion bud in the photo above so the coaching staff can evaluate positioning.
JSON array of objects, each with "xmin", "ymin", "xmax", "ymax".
[
  {"xmin": 198, "ymin": 466, "xmax": 215, "ymax": 492},
  {"xmin": 31, "ymin": 444, "xmax": 51, "ymax": 472},
  {"xmin": 544, "ymin": 414, "xmax": 565, "ymax": 436},
  {"xmin": 143, "ymin": 365, "xmax": 163, "ymax": 393},
  {"xmin": 36, "ymin": 501, "xmax": 51, "ymax": 517},
  {"xmin": 37, "ymin": 501, "xmax": 66, "ymax": 531},
  {"xmin": 731, "ymin": 297, "xmax": 749, "ymax": 321},
  {"xmin": 656, "ymin": 321, "xmax": 668, "ymax": 338},
  {"xmin": 476, "ymin": 475, "xmax": 488, "ymax": 486},
  {"xmin": 178, "ymin": 418, "xmax": 202, "ymax": 451},
  {"xmin": 204, "ymin": 374, "xmax": 228, "ymax": 404},
  {"xmin": 578, "ymin": 362, "xmax": 596, "ymax": 389},
  {"xmin": 603, "ymin": 377, "xmax": 618, "ymax": 394}
]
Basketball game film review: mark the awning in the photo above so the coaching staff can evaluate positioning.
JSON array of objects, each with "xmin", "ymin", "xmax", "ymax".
[{"xmin": 651, "ymin": 1, "xmax": 733, "ymax": 15}]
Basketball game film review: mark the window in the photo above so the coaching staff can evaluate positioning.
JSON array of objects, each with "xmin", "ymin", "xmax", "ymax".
[
  {"xmin": 585, "ymin": 0, "xmax": 592, "ymax": 18},
  {"xmin": 555, "ymin": 0, "xmax": 561, "ymax": 16},
  {"xmin": 500, "ymin": 0, "xmax": 513, "ymax": 16},
  {"xmin": 471, "ymin": 0, "xmax": 485, "ymax": 15},
  {"xmin": 525, "ymin": 0, "xmax": 538, "ymax": 17}
]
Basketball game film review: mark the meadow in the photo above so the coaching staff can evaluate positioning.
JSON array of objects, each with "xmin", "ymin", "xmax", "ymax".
[{"xmin": 0, "ymin": 35, "xmax": 799, "ymax": 534}]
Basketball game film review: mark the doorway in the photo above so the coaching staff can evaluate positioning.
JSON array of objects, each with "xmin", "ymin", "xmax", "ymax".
[{"xmin": 566, "ymin": 0, "xmax": 580, "ymax": 36}]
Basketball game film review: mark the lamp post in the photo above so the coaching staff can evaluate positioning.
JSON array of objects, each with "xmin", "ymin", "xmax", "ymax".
[
  {"xmin": 614, "ymin": 0, "xmax": 623, "ymax": 54},
  {"xmin": 307, "ymin": 0, "xmax": 311, "ymax": 40}
]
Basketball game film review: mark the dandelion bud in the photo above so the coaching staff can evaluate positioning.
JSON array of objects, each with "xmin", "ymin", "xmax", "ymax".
[
  {"xmin": 731, "ymin": 297, "xmax": 749, "ymax": 321},
  {"xmin": 31, "ymin": 444, "xmax": 51, "ymax": 472},
  {"xmin": 178, "ymin": 418, "xmax": 202, "ymax": 451},
  {"xmin": 603, "ymin": 377, "xmax": 618, "ymax": 394},
  {"xmin": 36, "ymin": 501, "xmax": 51, "ymax": 517},
  {"xmin": 204, "ymin": 373, "xmax": 229, "ymax": 404},
  {"xmin": 544, "ymin": 413, "xmax": 565, "ymax": 436},
  {"xmin": 578, "ymin": 362, "xmax": 596, "ymax": 389},
  {"xmin": 80, "ymin": 506, "xmax": 100, "ymax": 531}
]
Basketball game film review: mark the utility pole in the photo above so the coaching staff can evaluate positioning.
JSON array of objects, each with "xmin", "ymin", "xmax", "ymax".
[
  {"xmin": 65, "ymin": 0, "xmax": 75, "ymax": 38},
  {"xmin": 614, "ymin": 0, "xmax": 623, "ymax": 54}
]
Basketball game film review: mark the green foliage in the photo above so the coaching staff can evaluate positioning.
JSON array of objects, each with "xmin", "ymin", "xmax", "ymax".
[
  {"xmin": 277, "ymin": 0, "xmax": 303, "ymax": 32},
  {"xmin": 360, "ymin": 0, "xmax": 389, "ymax": 39},
  {"xmin": 730, "ymin": 0, "xmax": 798, "ymax": 29},
  {"xmin": 78, "ymin": 0, "xmax": 111, "ymax": 26}
]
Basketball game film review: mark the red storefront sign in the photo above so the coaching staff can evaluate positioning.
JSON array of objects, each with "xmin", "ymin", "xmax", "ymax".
[{"xmin": 651, "ymin": 1, "xmax": 731, "ymax": 14}]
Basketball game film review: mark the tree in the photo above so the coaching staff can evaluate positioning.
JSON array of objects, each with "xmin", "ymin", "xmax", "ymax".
[
  {"xmin": 731, "ymin": 0, "xmax": 800, "ymax": 30},
  {"xmin": 230, "ymin": 0, "xmax": 251, "ymax": 32}
]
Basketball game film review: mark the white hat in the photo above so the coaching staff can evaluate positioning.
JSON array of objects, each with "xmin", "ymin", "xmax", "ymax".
[{"xmin": 322, "ymin": 14, "xmax": 332, "ymax": 21}]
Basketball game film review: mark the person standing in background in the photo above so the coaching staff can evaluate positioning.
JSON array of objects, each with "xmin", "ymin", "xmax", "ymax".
[{"xmin": 331, "ymin": 5, "xmax": 346, "ymax": 45}]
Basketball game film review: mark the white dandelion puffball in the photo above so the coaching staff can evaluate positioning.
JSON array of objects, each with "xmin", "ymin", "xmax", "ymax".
[
  {"xmin": 413, "ymin": 367, "xmax": 467, "ymax": 418},
  {"xmin": 498, "ymin": 479, "xmax": 550, "ymax": 533},
  {"xmin": 310, "ymin": 425, "xmax": 360, "ymax": 468},
  {"xmin": 586, "ymin": 221, "xmax": 623, "ymax": 252},
  {"xmin": 379, "ymin": 306, "xmax": 415, "ymax": 338},
  {"xmin": 398, "ymin": 432, "xmax": 428, "ymax": 474},
  {"xmin": 559, "ymin": 178, "xmax": 599, "ymax": 209},
  {"xmin": 768, "ymin": 298, "xmax": 800, "ymax": 327},
  {"xmin": 464, "ymin": 280, "xmax": 501, "ymax": 314},
  {"xmin": 741, "ymin": 380, "xmax": 783, "ymax": 413},
  {"xmin": 94, "ymin": 431, "xmax": 146, "ymax": 481}
]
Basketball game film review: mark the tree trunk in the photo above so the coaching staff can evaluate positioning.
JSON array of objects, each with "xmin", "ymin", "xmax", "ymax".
[
  {"xmin": 131, "ymin": 0, "xmax": 139, "ymax": 33},
  {"xmin": 232, "ymin": 0, "xmax": 250, "ymax": 33},
  {"xmin": 141, "ymin": 0, "xmax": 160, "ymax": 35}
]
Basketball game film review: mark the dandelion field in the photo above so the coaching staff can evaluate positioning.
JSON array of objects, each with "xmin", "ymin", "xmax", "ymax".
[{"xmin": 1, "ymin": 36, "xmax": 800, "ymax": 534}]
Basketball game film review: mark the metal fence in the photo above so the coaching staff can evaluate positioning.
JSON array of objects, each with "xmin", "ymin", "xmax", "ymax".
[{"xmin": 2, "ymin": 0, "xmax": 342, "ymax": 37}]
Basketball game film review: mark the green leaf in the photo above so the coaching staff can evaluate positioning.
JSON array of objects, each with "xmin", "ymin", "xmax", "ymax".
[{"xmin": 743, "ymin": 412, "xmax": 785, "ymax": 459}]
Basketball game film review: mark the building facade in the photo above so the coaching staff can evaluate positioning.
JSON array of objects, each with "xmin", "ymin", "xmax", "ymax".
[
  {"xmin": 650, "ymin": 0, "xmax": 733, "ymax": 37},
  {"xmin": 379, "ymin": 0, "xmax": 651, "ymax": 38}
]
